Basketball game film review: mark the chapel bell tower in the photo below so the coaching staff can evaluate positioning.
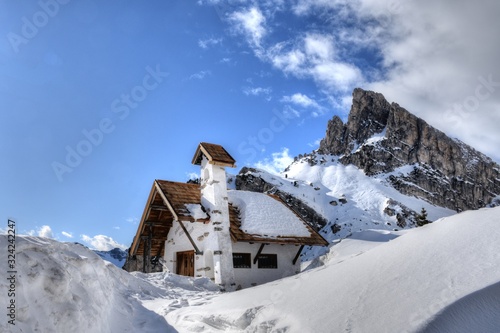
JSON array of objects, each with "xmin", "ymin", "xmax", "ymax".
[{"xmin": 191, "ymin": 142, "xmax": 236, "ymax": 290}]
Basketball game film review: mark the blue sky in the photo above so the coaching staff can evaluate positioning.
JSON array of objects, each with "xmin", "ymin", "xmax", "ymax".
[{"xmin": 1, "ymin": 0, "xmax": 499, "ymax": 250}]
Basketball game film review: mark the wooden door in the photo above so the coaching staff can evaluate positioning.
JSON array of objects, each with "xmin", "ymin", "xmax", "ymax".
[{"xmin": 176, "ymin": 250, "xmax": 194, "ymax": 276}]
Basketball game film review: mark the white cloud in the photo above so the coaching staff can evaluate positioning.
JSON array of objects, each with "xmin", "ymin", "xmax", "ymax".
[
  {"xmin": 188, "ymin": 70, "xmax": 211, "ymax": 80},
  {"xmin": 229, "ymin": 7, "xmax": 267, "ymax": 50},
  {"xmin": 226, "ymin": 0, "xmax": 500, "ymax": 162},
  {"xmin": 308, "ymin": 138, "xmax": 322, "ymax": 147},
  {"xmin": 243, "ymin": 86, "xmax": 272, "ymax": 96},
  {"xmin": 266, "ymin": 33, "xmax": 364, "ymax": 92},
  {"xmin": 281, "ymin": 93, "xmax": 321, "ymax": 109},
  {"xmin": 186, "ymin": 172, "xmax": 199, "ymax": 180},
  {"xmin": 268, "ymin": 45, "xmax": 306, "ymax": 74},
  {"xmin": 126, "ymin": 217, "xmax": 138, "ymax": 224},
  {"xmin": 61, "ymin": 231, "xmax": 73, "ymax": 238},
  {"xmin": 197, "ymin": 0, "xmax": 221, "ymax": 5},
  {"xmin": 38, "ymin": 225, "xmax": 53, "ymax": 238},
  {"xmin": 81, "ymin": 234, "xmax": 127, "ymax": 251},
  {"xmin": 304, "ymin": 33, "xmax": 335, "ymax": 63},
  {"xmin": 293, "ymin": 0, "xmax": 349, "ymax": 15},
  {"xmin": 254, "ymin": 147, "xmax": 294, "ymax": 175},
  {"xmin": 355, "ymin": 0, "xmax": 500, "ymax": 162},
  {"xmin": 311, "ymin": 62, "xmax": 363, "ymax": 92},
  {"xmin": 282, "ymin": 105, "xmax": 301, "ymax": 119},
  {"xmin": 198, "ymin": 37, "xmax": 222, "ymax": 49}
]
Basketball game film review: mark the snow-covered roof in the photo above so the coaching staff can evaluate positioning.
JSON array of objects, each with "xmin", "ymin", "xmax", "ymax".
[
  {"xmin": 228, "ymin": 190, "xmax": 312, "ymax": 237},
  {"xmin": 228, "ymin": 190, "xmax": 328, "ymax": 245}
]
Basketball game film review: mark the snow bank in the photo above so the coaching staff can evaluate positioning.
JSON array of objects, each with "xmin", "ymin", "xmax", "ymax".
[
  {"xmin": 228, "ymin": 190, "xmax": 311, "ymax": 237},
  {"xmin": 420, "ymin": 281, "xmax": 500, "ymax": 333},
  {"xmin": 0, "ymin": 236, "xmax": 174, "ymax": 333},
  {"xmin": 168, "ymin": 207, "xmax": 500, "ymax": 332},
  {"xmin": 303, "ymin": 229, "xmax": 405, "ymax": 270}
]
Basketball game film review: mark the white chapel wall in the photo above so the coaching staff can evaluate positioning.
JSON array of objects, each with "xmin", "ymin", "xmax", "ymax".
[
  {"xmin": 164, "ymin": 220, "xmax": 210, "ymax": 275},
  {"xmin": 231, "ymin": 242, "xmax": 301, "ymax": 289}
]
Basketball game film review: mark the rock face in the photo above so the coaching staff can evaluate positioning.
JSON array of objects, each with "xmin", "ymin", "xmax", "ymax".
[
  {"xmin": 319, "ymin": 89, "xmax": 392, "ymax": 156},
  {"xmin": 319, "ymin": 88, "xmax": 500, "ymax": 211}
]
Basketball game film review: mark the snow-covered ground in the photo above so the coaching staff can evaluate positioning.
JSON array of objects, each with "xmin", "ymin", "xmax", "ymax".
[
  {"xmin": 168, "ymin": 207, "xmax": 500, "ymax": 332},
  {"xmin": 0, "ymin": 236, "xmax": 178, "ymax": 332},
  {"xmin": 2, "ymin": 206, "xmax": 499, "ymax": 332}
]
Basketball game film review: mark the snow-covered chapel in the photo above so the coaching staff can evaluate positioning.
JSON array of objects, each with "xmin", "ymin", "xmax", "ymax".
[{"xmin": 127, "ymin": 142, "xmax": 328, "ymax": 290}]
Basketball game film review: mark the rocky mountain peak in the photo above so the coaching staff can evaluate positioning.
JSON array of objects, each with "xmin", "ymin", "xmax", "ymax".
[
  {"xmin": 318, "ymin": 88, "xmax": 500, "ymax": 211},
  {"xmin": 319, "ymin": 88, "xmax": 391, "ymax": 155}
]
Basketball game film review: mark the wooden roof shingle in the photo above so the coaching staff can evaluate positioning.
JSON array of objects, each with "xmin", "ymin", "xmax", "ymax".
[
  {"xmin": 192, "ymin": 142, "xmax": 236, "ymax": 167},
  {"xmin": 155, "ymin": 180, "xmax": 210, "ymax": 223}
]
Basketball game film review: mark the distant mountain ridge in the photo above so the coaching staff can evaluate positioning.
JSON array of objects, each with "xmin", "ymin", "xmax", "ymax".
[
  {"xmin": 318, "ymin": 88, "xmax": 500, "ymax": 211},
  {"xmin": 94, "ymin": 248, "xmax": 128, "ymax": 268}
]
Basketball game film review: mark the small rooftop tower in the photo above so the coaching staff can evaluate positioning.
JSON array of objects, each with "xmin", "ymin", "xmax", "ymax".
[{"xmin": 192, "ymin": 142, "xmax": 236, "ymax": 290}]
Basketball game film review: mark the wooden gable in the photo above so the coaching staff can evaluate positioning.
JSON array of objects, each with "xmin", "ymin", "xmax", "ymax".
[
  {"xmin": 191, "ymin": 142, "xmax": 236, "ymax": 167},
  {"xmin": 129, "ymin": 183, "xmax": 173, "ymax": 259},
  {"xmin": 155, "ymin": 180, "xmax": 210, "ymax": 223},
  {"xmin": 129, "ymin": 180, "xmax": 210, "ymax": 259}
]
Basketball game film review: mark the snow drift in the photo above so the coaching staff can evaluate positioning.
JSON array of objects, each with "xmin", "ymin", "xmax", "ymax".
[
  {"xmin": 0, "ymin": 236, "xmax": 177, "ymax": 333},
  {"xmin": 168, "ymin": 207, "xmax": 500, "ymax": 332},
  {"xmin": 0, "ymin": 235, "xmax": 174, "ymax": 332},
  {"xmin": 2, "ymin": 207, "xmax": 499, "ymax": 332}
]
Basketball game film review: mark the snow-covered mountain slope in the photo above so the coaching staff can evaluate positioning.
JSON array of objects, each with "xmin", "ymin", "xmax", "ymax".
[
  {"xmin": 94, "ymin": 247, "xmax": 128, "ymax": 268},
  {"xmin": 168, "ymin": 206, "xmax": 500, "ymax": 332},
  {"xmin": 236, "ymin": 155, "xmax": 456, "ymax": 260},
  {"xmin": 0, "ymin": 236, "xmax": 218, "ymax": 333}
]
